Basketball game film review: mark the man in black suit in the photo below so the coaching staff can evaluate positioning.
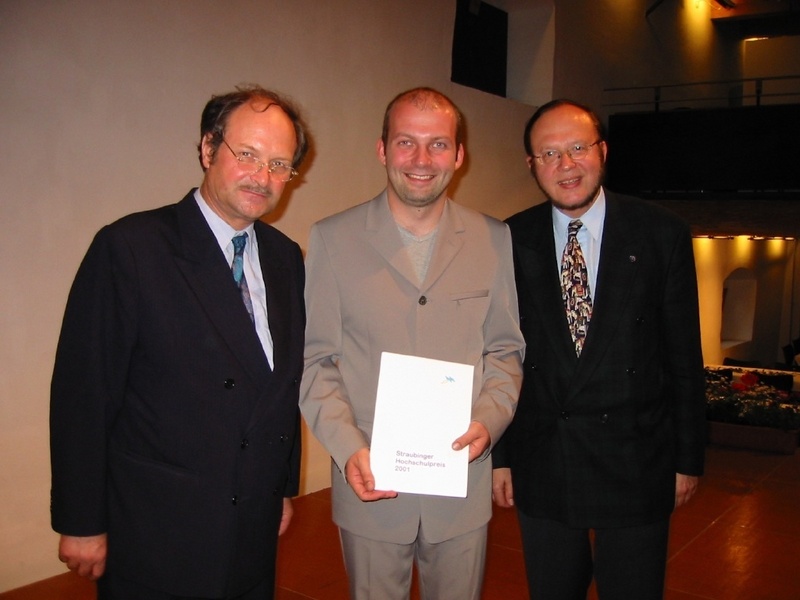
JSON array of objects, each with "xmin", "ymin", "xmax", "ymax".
[
  {"xmin": 492, "ymin": 99, "xmax": 705, "ymax": 600},
  {"xmin": 50, "ymin": 85, "xmax": 309, "ymax": 599}
]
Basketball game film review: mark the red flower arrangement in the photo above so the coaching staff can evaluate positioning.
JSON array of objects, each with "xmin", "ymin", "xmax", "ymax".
[{"xmin": 705, "ymin": 368, "xmax": 800, "ymax": 431}]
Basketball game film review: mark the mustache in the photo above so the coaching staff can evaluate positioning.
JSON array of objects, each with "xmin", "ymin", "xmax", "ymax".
[{"xmin": 239, "ymin": 184, "xmax": 272, "ymax": 196}]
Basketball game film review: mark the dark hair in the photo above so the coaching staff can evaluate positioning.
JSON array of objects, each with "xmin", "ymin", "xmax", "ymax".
[
  {"xmin": 522, "ymin": 99, "xmax": 605, "ymax": 157},
  {"xmin": 381, "ymin": 87, "xmax": 465, "ymax": 147},
  {"xmin": 197, "ymin": 84, "xmax": 309, "ymax": 170}
]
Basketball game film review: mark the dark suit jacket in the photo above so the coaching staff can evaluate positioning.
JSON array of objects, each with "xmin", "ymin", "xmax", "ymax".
[
  {"xmin": 494, "ymin": 191, "xmax": 705, "ymax": 529},
  {"xmin": 50, "ymin": 191, "xmax": 304, "ymax": 596}
]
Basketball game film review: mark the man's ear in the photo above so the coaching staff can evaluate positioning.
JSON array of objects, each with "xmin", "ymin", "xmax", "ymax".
[
  {"xmin": 200, "ymin": 133, "xmax": 215, "ymax": 170},
  {"xmin": 455, "ymin": 143, "xmax": 465, "ymax": 170},
  {"xmin": 376, "ymin": 138, "xmax": 387, "ymax": 166}
]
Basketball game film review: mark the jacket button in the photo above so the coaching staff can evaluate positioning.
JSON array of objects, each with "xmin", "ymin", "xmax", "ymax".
[
  {"xmin": 418, "ymin": 296, "xmax": 427, "ymax": 305},
  {"xmin": 626, "ymin": 368, "xmax": 637, "ymax": 376},
  {"xmin": 231, "ymin": 495, "xmax": 238, "ymax": 505},
  {"xmin": 224, "ymin": 379, "xmax": 236, "ymax": 389},
  {"xmin": 240, "ymin": 439, "xmax": 249, "ymax": 449},
  {"xmin": 600, "ymin": 413, "xmax": 609, "ymax": 424},
  {"xmin": 560, "ymin": 411, "xmax": 570, "ymax": 421}
]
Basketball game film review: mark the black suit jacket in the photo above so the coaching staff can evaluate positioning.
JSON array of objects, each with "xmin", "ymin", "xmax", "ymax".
[
  {"xmin": 50, "ymin": 191, "xmax": 304, "ymax": 596},
  {"xmin": 494, "ymin": 191, "xmax": 705, "ymax": 529}
]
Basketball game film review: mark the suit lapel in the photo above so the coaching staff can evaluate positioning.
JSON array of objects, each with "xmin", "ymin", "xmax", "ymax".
[
  {"xmin": 514, "ymin": 206, "xmax": 577, "ymax": 370},
  {"xmin": 255, "ymin": 222, "xmax": 289, "ymax": 373},
  {"xmin": 240, "ymin": 221, "xmax": 296, "ymax": 434},
  {"xmin": 173, "ymin": 195, "xmax": 271, "ymax": 388},
  {"xmin": 421, "ymin": 200, "xmax": 463, "ymax": 292},
  {"xmin": 570, "ymin": 194, "xmax": 641, "ymax": 390},
  {"xmin": 365, "ymin": 192, "xmax": 426, "ymax": 289},
  {"xmin": 365, "ymin": 193, "xmax": 468, "ymax": 293}
]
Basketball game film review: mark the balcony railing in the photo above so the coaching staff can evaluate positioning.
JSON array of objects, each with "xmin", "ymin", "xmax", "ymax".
[{"xmin": 603, "ymin": 75, "xmax": 800, "ymax": 112}]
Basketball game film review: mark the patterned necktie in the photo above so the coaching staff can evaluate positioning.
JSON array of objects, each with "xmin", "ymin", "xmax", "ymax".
[
  {"xmin": 231, "ymin": 233, "xmax": 255, "ymax": 323},
  {"xmin": 561, "ymin": 220, "xmax": 592, "ymax": 355}
]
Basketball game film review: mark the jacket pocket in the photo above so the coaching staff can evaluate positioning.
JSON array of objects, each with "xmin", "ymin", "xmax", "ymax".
[{"xmin": 449, "ymin": 289, "xmax": 489, "ymax": 302}]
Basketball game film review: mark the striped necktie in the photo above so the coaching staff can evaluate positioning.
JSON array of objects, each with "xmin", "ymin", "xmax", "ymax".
[{"xmin": 231, "ymin": 233, "xmax": 255, "ymax": 323}]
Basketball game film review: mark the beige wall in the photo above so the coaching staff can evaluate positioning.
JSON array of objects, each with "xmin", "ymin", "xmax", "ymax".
[
  {"xmin": 695, "ymin": 238, "xmax": 797, "ymax": 368},
  {"xmin": 0, "ymin": 0, "xmax": 538, "ymax": 589},
  {"xmin": 0, "ymin": 0, "xmax": 786, "ymax": 591}
]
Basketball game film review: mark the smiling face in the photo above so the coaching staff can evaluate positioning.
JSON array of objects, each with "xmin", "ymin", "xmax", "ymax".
[
  {"xmin": 377, "ymin": 98, "xmax": 464, "ymax": 211},
  {"xmin": 199, "ymin": 101, "xmax": 297, "ymax": 230},
  {"xmin": 527, "ymin": 103, "xmax": 607, "ymax": 219}
]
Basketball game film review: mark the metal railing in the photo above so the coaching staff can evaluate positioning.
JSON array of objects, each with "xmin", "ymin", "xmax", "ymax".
[{"xmin": 603, "ymin": 75, "xmax": 800, "ymax": 112}]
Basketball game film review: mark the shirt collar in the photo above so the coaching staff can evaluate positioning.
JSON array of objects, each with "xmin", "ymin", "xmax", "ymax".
[
  {"xmin": 552, "ymin": 187, "xmax": 606, "ymax": 243},
  {"xmin": 194, "ymin": 189, "xmax": 256, "ymax": 253}
]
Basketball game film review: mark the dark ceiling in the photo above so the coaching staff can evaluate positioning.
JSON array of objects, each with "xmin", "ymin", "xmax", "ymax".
[
  {"xmin": 652, "ymin": 199, "xmax": 800, "ymax": 238},
  {"xmin": 711, "ymin": 0, "xmax": 800, "ymax": 37}
]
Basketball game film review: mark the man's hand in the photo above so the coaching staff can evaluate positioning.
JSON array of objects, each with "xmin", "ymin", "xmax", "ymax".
[
  {"xmin": 279, "ymin": 497, "xmax": 294, "ymax": 536},
  {"xmin": 451, "ymin": 421, "xmax": 491, "ymax": 462},
  {"xmin": 675, "ymin": 473, "xmax": 699, "ymax": 508},
  {"xmin": 344, "ymin": 447, "xmax": 398, "ymax": 502},
  {"xmin": 58, "ymin": 534, "xmax": 107, "ymax": 581},
  {"xmin": 492, "ymin": 467, "xmax": 514, "ymax": 508}
]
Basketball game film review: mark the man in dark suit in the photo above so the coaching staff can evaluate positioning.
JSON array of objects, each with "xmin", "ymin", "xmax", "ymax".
[
  {"xmin": 492, "ymin": 99, "xmax": 705, "ymax": 600},
  {"xmin": 50, "ymin": 85, "xmax": 309, "ymax": 599}
]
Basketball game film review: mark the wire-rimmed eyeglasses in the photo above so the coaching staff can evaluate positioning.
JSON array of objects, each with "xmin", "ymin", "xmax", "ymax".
[
  {"xmin": 532, "ymin": 141, "xmax": 602, "ymax": 166},
  {"xmin": 222, "ymin": 139, "xmax": 298, "ymax": 182}
]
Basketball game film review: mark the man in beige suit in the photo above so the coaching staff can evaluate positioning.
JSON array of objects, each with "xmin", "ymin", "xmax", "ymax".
[{"xmin": 300, "ymin": 87, "xmax": 524, "ymax": 600}]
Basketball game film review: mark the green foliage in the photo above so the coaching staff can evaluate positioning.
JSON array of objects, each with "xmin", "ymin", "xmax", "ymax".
[{"xmin": 705, "ymin": 369, "xmax": 800, "ymax": 431}]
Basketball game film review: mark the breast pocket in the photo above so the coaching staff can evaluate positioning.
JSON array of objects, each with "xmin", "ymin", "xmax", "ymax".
[
  {"xmin": 449, "ymin": 289, "xmax": 490, "ymax": 303},
  {"xmin": 446, "ymin": 289, "xmax": 490, "ymax": 357}
]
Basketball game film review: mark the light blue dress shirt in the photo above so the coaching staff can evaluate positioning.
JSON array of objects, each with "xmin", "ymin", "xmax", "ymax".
[
  {"xmin": 552, "ymin": 188, "xmax": 607, "ymax": 298},
  {"xmin": 194, "ymin": 190, "xmax": 275, "ymax": 368}
]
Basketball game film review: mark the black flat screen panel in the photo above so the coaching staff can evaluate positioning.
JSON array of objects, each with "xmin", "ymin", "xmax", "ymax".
[{"xmin": 606, "ymin": 105, "xmax": 800, "ymax": 199}]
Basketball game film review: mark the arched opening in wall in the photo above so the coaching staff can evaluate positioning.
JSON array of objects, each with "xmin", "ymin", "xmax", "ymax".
[{"xmin": 721, "ymin": 267, "xmax": 757, "ymax": 349}]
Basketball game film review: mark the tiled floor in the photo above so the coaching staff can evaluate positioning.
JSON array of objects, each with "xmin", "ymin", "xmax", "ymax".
[{"xmin": 3, "ymin": 445, "xmax": 799, "ymax": 599}]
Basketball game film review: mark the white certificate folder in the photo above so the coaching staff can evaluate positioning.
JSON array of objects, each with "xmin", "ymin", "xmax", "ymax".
[{"xmin": 371, "ymin": 352, "xmax": 473, "ymax": 498}]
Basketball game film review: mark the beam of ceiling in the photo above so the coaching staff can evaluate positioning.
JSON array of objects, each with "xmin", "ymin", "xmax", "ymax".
[{"xmin": 646, "ymin": 0, "xmax": 669, "ymax": 18}]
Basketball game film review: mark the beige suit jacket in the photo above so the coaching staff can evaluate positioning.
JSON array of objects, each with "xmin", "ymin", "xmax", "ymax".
[{"xmin": 300, "ymin": 192, "xmax": 524, "ymax": 544}]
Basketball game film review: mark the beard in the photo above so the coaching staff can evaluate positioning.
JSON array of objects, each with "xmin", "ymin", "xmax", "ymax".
[
  {"xmin": 388, "ymin": 172, "xmax": 452, "ymax": 209},
  {"xmin": 532, "ymin": 163, "xmax": 605, "ymax": 214},
  {"xmin": 395, "ymin": 188, "xmax": 442, "ymax": 208},
  {"xmin": 549, "ymin": 182, "xmax": 601, "ymax": 214}
]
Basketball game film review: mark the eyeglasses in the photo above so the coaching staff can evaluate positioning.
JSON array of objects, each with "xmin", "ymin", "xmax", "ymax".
[
  {"xmin": 221, "ymin": 139, "xmax": 298, "ymax": 182},
  {"xmin": 532, "ymin": 141, "xmax": 602, "ymax": 166}
]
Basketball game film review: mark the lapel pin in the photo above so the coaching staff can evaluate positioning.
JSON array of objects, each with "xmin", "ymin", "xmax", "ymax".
[{"xmin": 629, "ymin": 255, "xmax": 637, "ymax": 263}]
